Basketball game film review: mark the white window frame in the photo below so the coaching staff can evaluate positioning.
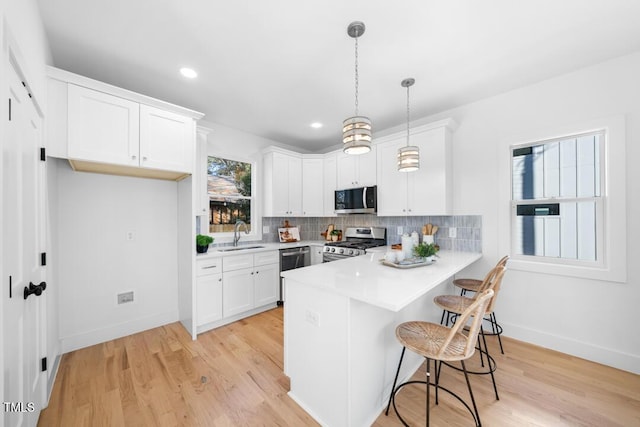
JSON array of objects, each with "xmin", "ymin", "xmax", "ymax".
[
  {"xmin": 499, "ymin": 116, "xmax": 626, "ymax": 283},
  {"xmin": 206, "ymin": 154, "xmax": 261, "ymax": 244}
]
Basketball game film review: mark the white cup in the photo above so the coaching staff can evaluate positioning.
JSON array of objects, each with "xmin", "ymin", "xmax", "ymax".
[
  {"xmin": 385, "ymin": 251, "xmax": 397, "ymax": 263},
  {"xmin": 395, "ymin": 250, "xmax": 405, "ymax": 262}
]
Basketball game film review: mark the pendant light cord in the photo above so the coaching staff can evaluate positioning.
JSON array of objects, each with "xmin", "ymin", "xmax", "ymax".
[
  {"xmin": 354, "ymin": 32, "xmax": 359, "ymax": 116},
  {"xmin": 406, "ymin": 84, "xmax": 410, "ymax": 146}
]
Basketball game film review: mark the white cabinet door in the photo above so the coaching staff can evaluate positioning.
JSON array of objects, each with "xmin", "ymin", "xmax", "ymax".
[
  {"xmin": 407, "ymin": 127, "xmax": 451, "ymax": 215},
  {"xmin": 196, "ymin": 273, "xmax": 223, "ymax": 325},
  {"xmin": 139, "ymin": 104, "xmax": 194, "ymax": 173},
  {"xmin": 357, "ymin": 145, "xmax": 377, "ymax": 187},
  {"xmin": 376, "ymin": 138, "xmax": 408, "ymax": 216},
  {"xmin": 336, "ymin": 153, "xmax": 358, "ymax": 189},
  {"xmin": 68, "ymin": 84, "xmax": 139, "ymax": 166},
  {"xmin": 195, "ymin": 128, "xmax": 210, "ymax": 216},
  {"xmin": 223, "ymin": 268, "xmax": 255, "ymax": 317},
  {"xmin": 302, "ymin": 157, "xmax": 324, "ymax": 216},
  {"xmin": 287, "ymin": 155, "xmax": 303, "ymax": 215},
  {"xmin": 264, "ymin": 151, "xmax": 302, "ymax": 216},
  {"xmin": 323, "ymin": 153, "xmax": 337, "ymax": 216},
  {"xmin": 310, "ymin": 245, "xmax": 324, "ymax": 265},
  {"xmin": 336, "ymin": 146, "xmax": 377, "ymax": 189},
  {"xmin": 254, "ymin": 263, "xmax": 279, "ymax": 307}
]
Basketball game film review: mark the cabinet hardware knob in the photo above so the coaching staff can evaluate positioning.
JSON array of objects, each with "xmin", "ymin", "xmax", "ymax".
[
  {"xmin": 142, "ymin": 156, "xmax": 148, "ymax": 161},
  {"xmin": 131, "ymin": 155, "xmax": 137, "ymax": 160}
]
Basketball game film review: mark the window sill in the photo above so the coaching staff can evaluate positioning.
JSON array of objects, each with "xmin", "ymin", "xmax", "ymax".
[{"xmin": 508, "ymin": 257, "xmax": 626, "ymax": 283}]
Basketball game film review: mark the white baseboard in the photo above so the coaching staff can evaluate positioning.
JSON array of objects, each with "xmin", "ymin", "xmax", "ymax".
[
  {"xmin": 502, "ymin": 321, "xmax": 640, "ymax": 374},
  {"xmin": 60, "ymin": 310, "xmax": 179, "ymax": 354}
]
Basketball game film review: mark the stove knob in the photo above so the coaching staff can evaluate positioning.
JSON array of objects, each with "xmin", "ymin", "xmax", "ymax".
[
  {"xmin": 339, "ymin": 248, "xmax": 344, "ymax": 254},
  {"xmin": 348, "ymin": 249, "xmax": 354, "ymax": 255},
  {"xmin": 331, "ymin": 247, "xmax": 336, "ymax": 253}
]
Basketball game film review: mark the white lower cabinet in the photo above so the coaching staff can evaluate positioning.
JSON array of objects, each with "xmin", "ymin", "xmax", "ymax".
[
  {"xmin": 196, "ymin": 257, "xmax": 223, "ymax": 327},
  {"xmin": 222, "ymin": 268, "xmax": 255, "ymax": 317},
  {"xmin": 221, "ymin": 251, "xmax": 279, "ymax": 320},
  {"xmin": 311, "ymin": 245, "xmax": 324, "ymax": 265}
]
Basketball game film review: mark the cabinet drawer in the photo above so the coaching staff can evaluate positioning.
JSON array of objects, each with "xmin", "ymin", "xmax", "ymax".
[
  {"xmin": 196, "ymin": 258, "xmax": 222, "ymax": 276},
  {"xmin": 254, "ymin": 250, "xmax": 279, "ymax": 267},
  {"xmin": 223, "ymin": 254, "xmax": 254, "ymax": 272}
]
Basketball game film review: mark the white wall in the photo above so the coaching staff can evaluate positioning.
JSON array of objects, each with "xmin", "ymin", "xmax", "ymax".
[
  {"xmin": 426, "ymin": 51, "xmax": 640, "ymax": 373},
  {"xmin": 55, "ymin": 163, "xmax": 180, "ymax": 352}
]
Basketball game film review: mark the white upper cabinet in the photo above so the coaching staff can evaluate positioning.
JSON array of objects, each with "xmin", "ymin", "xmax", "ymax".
[
  {"xmin": 68, "ymin": 84, "xmax": 140, "ymax": 167},
  {"xmin": 47, "ymin": 67, "xmax": 203, "ymax": 181},
  {"xmin": 377, "ymin": 119, "xmax": 457, "ymax": 216},
  {"xmin": 323, "ymin": 152, "xmax": 337, "ymax": 216},
  {"xmin": 336, "ymin": 145, "xmax": 377, "ymax": 189},
  {"xmin": 302, "ymin": 157, "xmax": 324, "ymax": 216},
  {"xmin": 263, "ymin": 149, "xmax": 302, "ymax": 216},
  {"xmin": 139, "ymin": 104, "xmax": 194, "ymax": 173}
]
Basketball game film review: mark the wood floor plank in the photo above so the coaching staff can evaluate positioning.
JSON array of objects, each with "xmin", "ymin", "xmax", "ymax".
[{"xmin": 38, "ymin": 307, "xmax": 639, "ymax": 426}]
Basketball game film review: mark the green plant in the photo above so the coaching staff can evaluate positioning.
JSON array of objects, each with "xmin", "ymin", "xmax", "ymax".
[
  {"xmin": 330, "ymin": 229, "xmax": 341, "ymax": 236},
  {"xmin": 413, "ymin": 242, "xmax": 438, "ymax": 258},
  {"xmin": 196, "ymin": 234, "xmax": 214, "ymax": 247}
]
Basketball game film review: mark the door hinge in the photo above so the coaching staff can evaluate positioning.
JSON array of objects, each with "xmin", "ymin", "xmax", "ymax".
[
  {"xmin": 41, "ymin": 357, "xmax": 47, "ymax": 372},
  {"xmin": 8, "ymin": 98, "xmax": 11, "ymax": 121},
  {"xmin": 41, "ymin": 252, "xmax": 47, "ymax": 266},
  {"xmin": 40, "ymin": 147, "xmax": 46, "ymax": 161}
]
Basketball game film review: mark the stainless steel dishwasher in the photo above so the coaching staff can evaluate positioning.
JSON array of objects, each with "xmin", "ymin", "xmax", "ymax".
[{"xmin": 278, "ymin": 246, "xmax": 310, "ymax": 305}]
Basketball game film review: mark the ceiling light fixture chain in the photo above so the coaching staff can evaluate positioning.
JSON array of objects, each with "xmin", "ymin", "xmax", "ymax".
[
  {"xmin": 342, "ymin": 21, "xmax": 372, "ymax": 155},
  {"xmin": 398, "ymin": 77, "xmax": 419, "ymax": 172},
  {"xmin": 354, "ymin": 27, "xmax": 359, "ymax": 116}
]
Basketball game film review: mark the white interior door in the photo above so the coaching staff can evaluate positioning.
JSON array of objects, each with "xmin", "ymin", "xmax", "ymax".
[{"xmin": 3, "ymin": 55, "xmax": 47, "ymax": 427}]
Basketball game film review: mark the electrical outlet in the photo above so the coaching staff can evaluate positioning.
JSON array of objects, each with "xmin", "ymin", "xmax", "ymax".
[
  {"xmin": 126, "ymin": 231, "xmax": 135, "ymax": 241},
  {"xmin": 449, "ymin": 227, "xmax": 457, "ymax": 238},
  {"xmin": 397, "ymin": 226, "xmax": 403, "ymax": 235},
  {"xmin": 305, "ymin": 309, "xmax": 320, "ymax": 326},
  {"xmin": 117, "ymin": 291, "xmax": 134, "ymax": 304}
]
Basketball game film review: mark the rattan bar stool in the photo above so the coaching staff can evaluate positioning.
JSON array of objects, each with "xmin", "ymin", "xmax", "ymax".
[
  {"xmin": 453, "ymin": 255, "xmax": 509, "ymax": 354},
  {"xmin": 434, "ymin": 265, "xmax": 506, "ymax": 401},
  {"xmin": 385, "ymin": 289, "xmax": 494, "ymax": 427}
]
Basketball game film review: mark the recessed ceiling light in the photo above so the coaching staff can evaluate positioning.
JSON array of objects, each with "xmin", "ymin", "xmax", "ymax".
[
  {"xmin": 180, "ymin": 67, "xmax": 197, "ymax": 79},
  {"xmin": 310, "ymin": 122, "xmax": 323, "ymax": 129}
]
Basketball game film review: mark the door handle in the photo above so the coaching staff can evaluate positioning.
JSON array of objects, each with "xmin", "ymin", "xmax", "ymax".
[{"xmin": 24, "ymin": 281, "xmax": 46, "ymax": 300}]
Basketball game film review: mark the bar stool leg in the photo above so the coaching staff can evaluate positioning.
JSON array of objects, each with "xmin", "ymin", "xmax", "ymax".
[
  {"xmin": 461, "ymin": 360, "xmax": 482, "ymax": 427},
  {"xmin": 491, "ymin": 312, "xmax": 505, "ymax": 354},
  {"xmin": 479, "ymin": 325, "xmax": 499, "ymax": 400},
  {"xmin": 426, "ymin": 358, "xmax": 430, "ymax": 426},
  {"xmin": 385, "ymin": 347, "xmax": 406, "ymax": 416}
]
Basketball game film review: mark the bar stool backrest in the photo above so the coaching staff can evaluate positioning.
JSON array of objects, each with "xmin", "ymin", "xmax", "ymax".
[
  {"xmin": 437, "ymin": 289, "xmax": 494, "ymax": 359},
  {"xmin": 473, "ymin": 265, "xmax": 506, "ymax": 315}
]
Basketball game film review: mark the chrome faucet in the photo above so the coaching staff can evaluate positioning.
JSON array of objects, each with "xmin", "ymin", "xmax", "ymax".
[{"xmin": 233, "ymin": 220, "xmax": 250, "ymax": 246}]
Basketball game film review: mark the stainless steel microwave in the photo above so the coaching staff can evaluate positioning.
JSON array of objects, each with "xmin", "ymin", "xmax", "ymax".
[{"xmin": 335, "ymin": 185, "xmax": 377, "ymax": 214}]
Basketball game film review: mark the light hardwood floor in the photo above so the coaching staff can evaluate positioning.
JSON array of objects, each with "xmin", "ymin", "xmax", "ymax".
[{"xmin": 39, "ymin": 308, "xmax": 640, "ymax": 426}]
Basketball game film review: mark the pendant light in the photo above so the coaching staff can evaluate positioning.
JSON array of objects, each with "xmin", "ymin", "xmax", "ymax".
[
  {"xmin": 397, "ymin": 78, "xmax": 419, "ymax": 172},
  {"xmin": 342, "ymin": 21, "xmax": 372, "ymax": 155}
]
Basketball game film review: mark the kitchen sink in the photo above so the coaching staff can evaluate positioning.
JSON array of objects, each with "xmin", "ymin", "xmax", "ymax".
[{"xmin": 216, "ymin": 245, "xmax": 265, "ymax": 252}]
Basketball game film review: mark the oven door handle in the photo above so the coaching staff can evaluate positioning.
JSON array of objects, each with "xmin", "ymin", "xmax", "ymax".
[{"xmin": 282, "ymin": 250, "xmax": 310, "ymax": 257}]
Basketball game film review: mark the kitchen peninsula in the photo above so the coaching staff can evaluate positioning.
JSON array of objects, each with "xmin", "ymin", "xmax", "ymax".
[{"xmin": 281, "ymin": 250, "xmax": 481, "ymax": 427}]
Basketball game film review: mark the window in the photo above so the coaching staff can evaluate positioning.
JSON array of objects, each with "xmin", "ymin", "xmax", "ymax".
[
  {"xmin": 511, "ymin": 131, "xmax": 603, "ymax": 266},
  {"xmin": 501, "ymin": 116, "xmax": 626, "ymax": 282},
  {"xmin": 207, "ymin": 156, "xmax": 254, "ymax": 234}
]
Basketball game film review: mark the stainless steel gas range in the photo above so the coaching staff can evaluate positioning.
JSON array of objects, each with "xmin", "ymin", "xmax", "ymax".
[{"xmin": 322, "ymin": 227, "xmax": 387, "ymax": 263}]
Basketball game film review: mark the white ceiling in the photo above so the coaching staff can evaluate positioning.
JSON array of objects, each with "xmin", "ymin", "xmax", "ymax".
[{"xmin": 37, "ymin": 0, "xmax": 640, "ymax": 153}]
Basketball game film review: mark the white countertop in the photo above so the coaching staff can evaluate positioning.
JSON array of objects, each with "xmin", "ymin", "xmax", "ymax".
[
  {"xmin": 196, "ymin": 240, "xmax": 326, "ymax": 259},
  {"xmin": 281, "ymin": 250, "xmax": 482, "ymax": 312}
]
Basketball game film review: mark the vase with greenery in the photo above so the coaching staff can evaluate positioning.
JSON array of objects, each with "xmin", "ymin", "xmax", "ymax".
[
  {"xmin": 413, "ymin": 242, "xmax": 438, "ymax": 260},
  {"xmin": 330, "ymin": 229, "xmax": 341, "ymax": 242},
  {"xmin": 196, "ymin": 234, "xmax": 214, "ymax": 253}
]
